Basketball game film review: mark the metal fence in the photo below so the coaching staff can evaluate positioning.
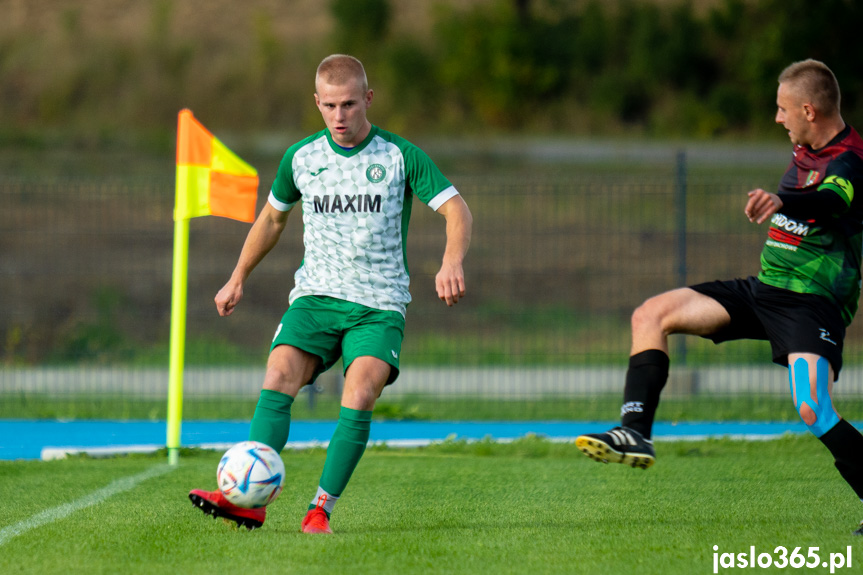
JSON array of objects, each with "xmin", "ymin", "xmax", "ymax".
[{"xmin": 4, "ymin": 143, "xmax": 863, "ymax": 420}]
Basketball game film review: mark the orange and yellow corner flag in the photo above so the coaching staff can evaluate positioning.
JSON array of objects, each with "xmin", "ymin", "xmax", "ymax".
[{"xmin": 175, "ymin": 109, "xmax": 259, "ymax": 223}]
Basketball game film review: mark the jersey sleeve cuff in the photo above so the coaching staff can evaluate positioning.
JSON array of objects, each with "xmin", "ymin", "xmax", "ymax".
[
  {"xmin": 428, "ymin": 185, "xmax": 459, "ymax": 211},
  {"xmin": 268, "ymin": 190, "xmax": 297, "ymax": 212}
]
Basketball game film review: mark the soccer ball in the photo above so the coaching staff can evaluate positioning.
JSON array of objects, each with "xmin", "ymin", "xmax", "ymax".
[{"xmin": 217, "ymin": 441, "xmax": 285, "ymax": 509}]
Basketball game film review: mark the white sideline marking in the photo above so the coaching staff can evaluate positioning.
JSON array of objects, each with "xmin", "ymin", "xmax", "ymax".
[
  {"xmin": 39, "ymin": 431, "xmax": 803, "ymax": 461},
  {"xmin": 41, "ymin": 445, "xmax": 166, "ymax": 460},
  {"xmin": 0, "ymin": 464, "xmax": 173, "ymax": 547}
]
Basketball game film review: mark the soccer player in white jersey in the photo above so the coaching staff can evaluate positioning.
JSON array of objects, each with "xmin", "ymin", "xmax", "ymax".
[{"xmin": 189, "ymin": 54, "xmax": 473, "ymax": 533}]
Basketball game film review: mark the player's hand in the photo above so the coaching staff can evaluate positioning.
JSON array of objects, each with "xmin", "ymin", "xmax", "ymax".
[
  {"xmin": 744, "ymin": 188, "xmax": 783, "ymax": 224},
  {"xmin": 215, "ymin": 278, "xmax": 243, "ymax": 317},
  {"xmin": 435, "ymin": 260, "xmax": 466, "ymax": 306}
]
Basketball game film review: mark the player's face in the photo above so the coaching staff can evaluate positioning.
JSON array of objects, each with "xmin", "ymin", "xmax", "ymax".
[
  {"xmin": 775, "ymin": 82, "xmax": 813, "ymax": 147},
  {"xmin": 315, "ymin": 78, "xmax": 373, "ymax": 148}
]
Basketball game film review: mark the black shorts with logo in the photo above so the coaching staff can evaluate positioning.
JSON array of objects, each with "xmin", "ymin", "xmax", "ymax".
[{"xmin": 689, "ymin": 276, "xmax": 846, "ymax": 375}]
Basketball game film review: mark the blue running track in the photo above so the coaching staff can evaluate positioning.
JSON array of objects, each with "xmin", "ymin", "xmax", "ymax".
[{"xmin": 0, "ymin": 420, "xmax": 809, "ymax": 461}]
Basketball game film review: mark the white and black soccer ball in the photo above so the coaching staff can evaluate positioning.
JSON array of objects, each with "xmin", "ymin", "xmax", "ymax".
[{"xmin": 217, "ymin": 441, "xmax": 285, "ymax": 509}]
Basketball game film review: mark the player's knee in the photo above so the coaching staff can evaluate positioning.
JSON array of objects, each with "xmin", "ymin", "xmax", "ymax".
[
  {"xmin": 797, "ymin": 402, "xmax": 817, "ymax": 426},
  {"xmin": 342, "ymin": 385, "xmax": 378, "ymax": 411},
  {"xmin": 798, "ymin": 400, "xmax": 840, "ymax": 437},
  {"xmin": 789, "ymin": 357, "xmax": 840, "ymax": 438},
  {"xmin": 262, "ymin": 364, "xmax": 309, "ymax": 395},
  {"xmin": 631, "ymin": 299, "xmax": 662, "ymax": 334}
]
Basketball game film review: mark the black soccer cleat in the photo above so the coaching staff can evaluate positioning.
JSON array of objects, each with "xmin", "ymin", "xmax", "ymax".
[
  {"xmin": 853, "ymin": 520, "xmax": 863, "ymax": 536},
  {"xmin": 575, "ymin": 426, "xmax": 656, "ymax": 469}
]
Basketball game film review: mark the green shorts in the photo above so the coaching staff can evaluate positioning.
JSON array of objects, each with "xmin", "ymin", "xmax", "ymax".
[{"xmin": 270, "ymin": 295, "xmax": 405, "ymax": 385}]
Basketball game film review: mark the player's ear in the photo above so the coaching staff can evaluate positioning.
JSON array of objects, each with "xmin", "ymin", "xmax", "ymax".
[
  {"xmin": 803, "ymin": 102, "xmax": 816, "ymax": 122},
  {"xmin": 365, "ymin": 89, "xmax": 374, "ymax": 108}
]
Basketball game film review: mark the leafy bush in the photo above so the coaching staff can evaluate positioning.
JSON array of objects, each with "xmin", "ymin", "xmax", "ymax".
[{"xmin": 0, "ymin": 0, "xmax": 861, "ymax": 142}]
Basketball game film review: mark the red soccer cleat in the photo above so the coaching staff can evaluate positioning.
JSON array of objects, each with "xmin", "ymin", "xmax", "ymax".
[
  {"xmin": 189, "ymin": 489, "xmax": 266, "ymax": 530},
  {"xmin": 301, "ymin": 495, "xmax": 333, "ymax": 534}
]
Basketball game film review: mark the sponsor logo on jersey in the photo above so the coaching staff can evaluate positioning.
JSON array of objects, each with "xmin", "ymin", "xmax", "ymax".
[
  {"xmin": 767, "ymin": 213, "xmax": 811, "ymax": 248},
  {"xmin": 366, "ymin": 164, "xmax": 386, "ymax": 183},
  {"xmin": 311, "ymin": 167, "xmax": 329, "ymax": 177},
  {"xmin": 804, "ymin": 169, "xmax": 821, "ymax": 186},
  {"xmin": 312, "ymin": 194, "xmax": 382, "ymax": 214}
]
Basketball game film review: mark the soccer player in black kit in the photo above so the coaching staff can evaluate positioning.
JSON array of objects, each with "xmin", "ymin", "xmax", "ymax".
[{"xmin": 576, "ymin": 59, "xmax": 863, "ymax": 534}]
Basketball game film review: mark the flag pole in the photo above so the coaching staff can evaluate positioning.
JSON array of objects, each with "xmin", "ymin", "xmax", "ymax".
[
  {"xmin": 167, "ymin": 215, "xmax": 190, "ymax": 466},
  {"xmin": 168, "ymin": 109, "xmax": 258, "ymax": 465}
]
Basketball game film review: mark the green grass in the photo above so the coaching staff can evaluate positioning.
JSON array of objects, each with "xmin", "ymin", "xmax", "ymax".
[
  {"xmin": 7, "ymin": 392, "xmax": 863, "ymax": 423},
  {"xmin": 24, "ymin": 327, "xmax": 780, "ymax": 368},
  {"xmin": 0, "ymin": 436, "xmax": 859, "ymax": 574}
]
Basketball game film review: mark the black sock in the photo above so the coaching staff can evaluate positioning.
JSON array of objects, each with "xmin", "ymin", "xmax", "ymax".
[
  {"xmin": 818, "ymin": 419, "xmax": 863, "ymax": 500},
  {"xmin": 620, "ymin": 349, "xmax": 670, "ymax": 440}
]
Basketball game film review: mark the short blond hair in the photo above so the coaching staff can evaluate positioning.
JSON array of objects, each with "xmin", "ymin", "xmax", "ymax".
[
  {"xmin": 316, "ymin": 54, "xmax": 368, "ymax": 92},
  {"xmin": 778, "ymin": 59, "xmax": 841, "ymax": 117}
]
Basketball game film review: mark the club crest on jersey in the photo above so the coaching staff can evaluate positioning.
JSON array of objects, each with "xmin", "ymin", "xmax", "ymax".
[
  {"xmin": 366, "ymin": 164, "xmax": 386, "ymax": 183},
  {"xmin": 804, "ymin": 170, "xmax": 821, "ymax": 186}
]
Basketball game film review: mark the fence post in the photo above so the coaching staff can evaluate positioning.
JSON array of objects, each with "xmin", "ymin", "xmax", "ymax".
[
  {"xmin": 675, "ymin": 150, "xmax": 688, "ymax": 365},
  {"xmin": 668, "ymin": 150, "xmax": 698, "ymax": 395}
]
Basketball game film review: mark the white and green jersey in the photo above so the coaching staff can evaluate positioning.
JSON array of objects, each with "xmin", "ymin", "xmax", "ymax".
[{"xmin": 269, "ymin": 125, "xmax": 458, "ymax": 316}]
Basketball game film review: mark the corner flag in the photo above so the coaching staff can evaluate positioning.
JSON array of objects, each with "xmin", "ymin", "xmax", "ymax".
[
  {"xmin": 168, "ymin": 110, "xmax": 259, "ymax": 465},
  {"xmin": 175, "ymin": 109, "xmax": 258, "ymax": 222}
]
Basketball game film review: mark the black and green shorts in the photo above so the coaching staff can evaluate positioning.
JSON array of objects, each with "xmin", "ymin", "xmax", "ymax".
[{"xmin": 271, "ymin": 295, "xmax": 405, "ymax": 385}]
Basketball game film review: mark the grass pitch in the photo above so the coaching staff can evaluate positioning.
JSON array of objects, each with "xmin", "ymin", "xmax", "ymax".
[
  {"xmin": 10, "ymin": 392, "xmax": 863, "ymax": 424},
  {"xmin": 0, "ymin": 435, "xmax": 859, "ymax": 575}
]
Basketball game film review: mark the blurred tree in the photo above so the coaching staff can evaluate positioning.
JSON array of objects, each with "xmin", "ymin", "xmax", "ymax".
[
  {"xmin": 330, "ymin": 0, "xmax": 391, "ymax": 62},
  {"xmin": 434, "ymin": 0, "xmax": 577, "ymax": 129},
  {"xmin": 1, "ymin": 0, "xmax": 861, "ymax": 141}
]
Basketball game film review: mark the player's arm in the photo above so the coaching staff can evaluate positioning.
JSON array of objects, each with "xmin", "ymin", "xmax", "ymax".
[
  {"xmin": 777, "ymin": 186, "xmax": 849, "ymax": 219},
  {"xmin": 777, "ymin": 155, "xmax": 861, "ymax": 219},
  {"xmin": 745, "ymin": 184, "xmax": 848, "ymax": 224},
  {"xmin": 434, "ymin": 194, "xmax": 472, "ymax": 306},
  {"xmin": 215, "ymin": 202, "xmax": 292, "ymax": 316},
  {"xmin": 747, "ymin": 156, "xmax": 860, "ymax": 224}
]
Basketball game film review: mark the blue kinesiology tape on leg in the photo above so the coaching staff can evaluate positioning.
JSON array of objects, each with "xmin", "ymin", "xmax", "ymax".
[{"xmin": 790, "ymin": 357, "xmax": 840, "ymax": 438}]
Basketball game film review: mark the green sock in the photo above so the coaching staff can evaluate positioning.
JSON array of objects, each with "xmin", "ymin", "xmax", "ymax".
[
  {"xmin": 315, "ymin": 406, "xmax": 373, "ymax": 501},
  {"xmin": 248, "ymin": 389, "xmax": 294, "ymax": 452}
]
